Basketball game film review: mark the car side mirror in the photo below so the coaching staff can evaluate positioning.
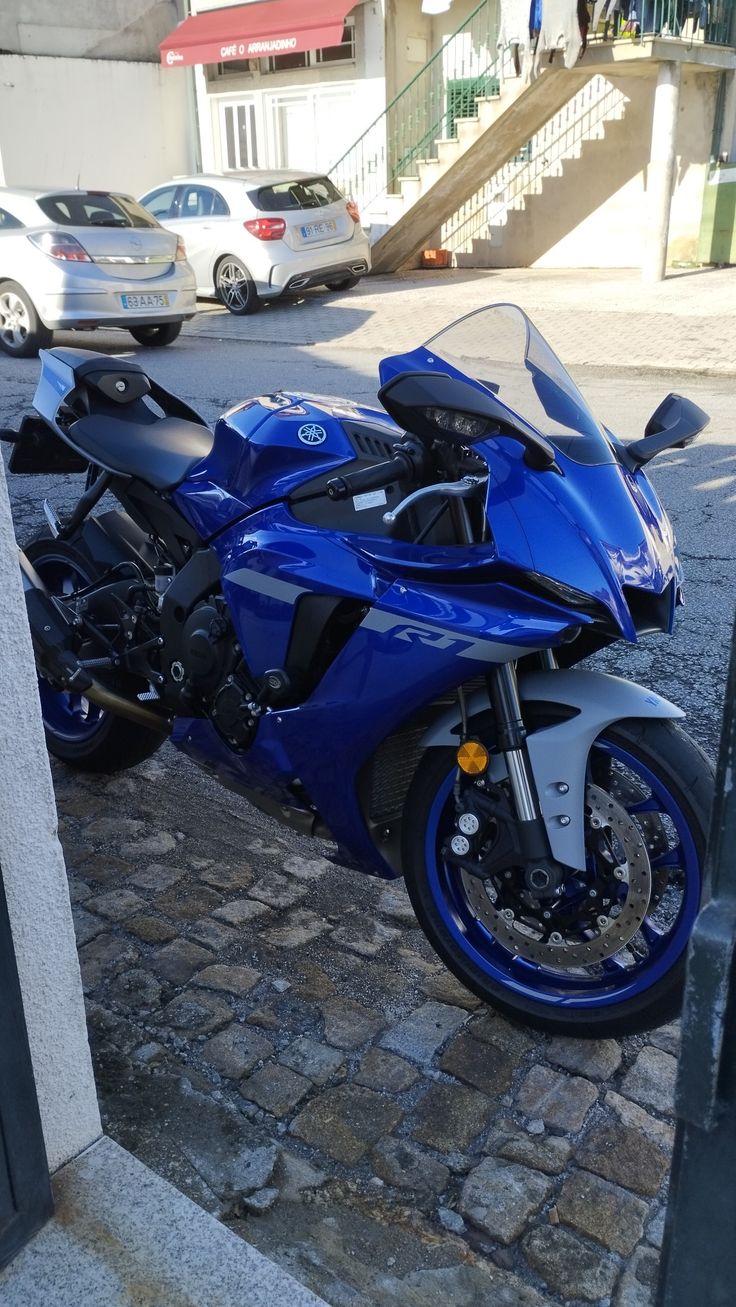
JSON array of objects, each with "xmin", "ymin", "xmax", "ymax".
[{"xmin": 625, "ymin": 393, "xmax": 710, "ymax": 467}]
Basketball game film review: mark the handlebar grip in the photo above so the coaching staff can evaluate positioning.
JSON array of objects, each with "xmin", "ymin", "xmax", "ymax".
[{"xmin": 325, "ymin": 453, "xmax": 411, "ymax": 501}]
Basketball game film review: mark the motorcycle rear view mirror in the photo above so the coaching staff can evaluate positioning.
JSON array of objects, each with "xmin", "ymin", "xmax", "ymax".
[
  {"xmin": 377, "ymin": 371, "xmax": 559, "ymax": 470},
  {"xmin": 625, "ymin": 393, "xmax": 710, "ymax": 467}
]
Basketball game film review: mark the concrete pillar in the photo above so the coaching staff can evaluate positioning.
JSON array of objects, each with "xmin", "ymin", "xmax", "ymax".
[
  {"xmin": 719, "ymin": 68, "xmax": 736, "ymax": 161},
  {"xmin": 642, "ymin": 60, "xmax": 681, "ymax": 283},
  {"xmin": 0, "ymin": 459, "xmax": 101, "ymax": 1172}
]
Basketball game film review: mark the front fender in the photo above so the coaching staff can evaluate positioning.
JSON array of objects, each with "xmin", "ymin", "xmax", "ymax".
[{"xmin": 421, "ymin": 669, "xmax": 684, "ymax": 870}]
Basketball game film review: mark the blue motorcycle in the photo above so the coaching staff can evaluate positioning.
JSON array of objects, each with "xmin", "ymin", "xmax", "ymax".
[{"xmin": 10, "ymin": 304, "xmax": 714, "ymax": 1035}]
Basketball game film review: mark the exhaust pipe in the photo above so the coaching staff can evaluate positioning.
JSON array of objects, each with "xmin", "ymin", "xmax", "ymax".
[{"xmin": 19, "ymin": 549, "xmax": 171, "ymax": 735}]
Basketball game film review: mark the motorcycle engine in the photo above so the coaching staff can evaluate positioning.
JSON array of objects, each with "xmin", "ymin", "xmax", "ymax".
[{"xmin": 163, "ymin": 598, "xmax": 257, "ymax": 748}]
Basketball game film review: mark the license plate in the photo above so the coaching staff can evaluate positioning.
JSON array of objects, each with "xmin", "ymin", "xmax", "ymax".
[
  {"xmin": 120, "ymin": 293, "xmax": 170, "ymax": 310},
  {"xmin": 300, "ymin": 220, "xmax": 337, "ymax": 240}
]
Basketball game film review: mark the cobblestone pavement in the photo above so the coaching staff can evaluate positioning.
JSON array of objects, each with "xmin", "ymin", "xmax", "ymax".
[
  {"xmin": 184, "ymin": 266, "xmax": 736, "ymax": 378},
  {"xmin": 2, "ymin": 273, "xmax": 735, "ymax": 1306},
  {"xmin": 58, "ymin": 753, "xmax": 677, "ymax": 1307}
]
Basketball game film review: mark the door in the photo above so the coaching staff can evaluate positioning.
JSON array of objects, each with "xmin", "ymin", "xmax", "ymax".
[
  {"xmin": 172, "ymin": 184, "xmax": 233, "ymax": 290},
  {"xmin": 0, "ymin": 861, "xmax": 53, "ymax": 1268},
  {"xmin": 220, "ymin": 100, "xmax": 261, "ymax": 170}
]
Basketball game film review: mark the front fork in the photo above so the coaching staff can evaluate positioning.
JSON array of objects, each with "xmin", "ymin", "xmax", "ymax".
[
  {"xmin": 446, "ymin": 657, "xmax": 564, "ymax": 894},
  {"xmin": 486, "ymin": 660, "xmax": 552, "ymax": 865}
]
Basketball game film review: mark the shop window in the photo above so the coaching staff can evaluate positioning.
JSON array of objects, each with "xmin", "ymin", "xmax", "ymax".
[
  {"xmin": 211, "ymin": 59, "xmax": 254, "ymax": 76},
  {"xmin": 263, "ymin": 19, "xmax": 355, "ymax": 72}
]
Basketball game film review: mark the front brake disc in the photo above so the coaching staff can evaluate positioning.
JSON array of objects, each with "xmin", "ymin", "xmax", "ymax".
[{"xmin": 459, "ymin": 784, "xmax": 652, "ymax": 967}]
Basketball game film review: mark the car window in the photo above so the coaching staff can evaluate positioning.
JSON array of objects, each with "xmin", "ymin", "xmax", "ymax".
[
  {"xmin": 252, "ymin": 176, "xmax": 342, "ymax": 212},
  {"xmin": 179, "ymin": 185, "xmax": 230, "ymax": 219},
  {"xmin": 140, "ymin": 186, "xmax": 178, "ymax": 221},
  {"xmin": 0, "ymin": 206, "xmax": 23, "ymax": 230},
  {"xmin": 36, "ymin": 192, "xmax": 158, "ymax": 228}
]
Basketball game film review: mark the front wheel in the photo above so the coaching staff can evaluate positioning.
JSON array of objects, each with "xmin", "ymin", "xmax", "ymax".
[
  {"xmin": 129, "ymin": 322, "xmax": 182, "ymax": 347},
  {"xmin": 403, "ymin": 718, "xmax": 713, "ymax": 1036},
  {"xmin": 24, "ymin": 536, "xmax": 166, "ymax": 773}
]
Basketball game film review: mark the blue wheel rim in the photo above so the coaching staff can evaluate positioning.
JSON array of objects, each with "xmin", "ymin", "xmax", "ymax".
[
  {"xmin": 32, "ymin": 554, "xmax": 107, "ymax": 743},
  {"xmin": 425, "ymin": 736, "xmax": 701, "ymax": 1010}
]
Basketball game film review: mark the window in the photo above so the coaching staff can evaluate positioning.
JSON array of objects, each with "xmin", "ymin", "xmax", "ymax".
[
  {"xmin": 140, "ymin": 186, "xmax": 178, "ymax": 220},
  {"xmin": 265, "ymin": 19, "xmax": 356, "ymax": 72},
  {"xmin": 179, "ymin": 186, "xmax": 230, "ymax": 218},
  {"xmin": 222, "ymin": 101, "xmax": 259, "ymax": 169},
  {"xmin": 36, "ymin": 193, "xmax": 157, "ymax": 229},
  {"xmin": 314, "ymin": 21, "xmax": 356, "ymax": 64},
  {"xmin": 213, "ymin": 59, "xmax": 253, "ymax": 76},
  {"xmin": 252, "ymin": 176, "xmax": 342, "ymax": 212},
  {"xmin": 0, "ymin": 207, "xmax": 23, "ymax": 230}
]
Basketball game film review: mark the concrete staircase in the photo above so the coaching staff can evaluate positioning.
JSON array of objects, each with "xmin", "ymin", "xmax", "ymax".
[
  {"xmin": 369, "ymin": 62, "xmax": 593, "ymax": 273},
  {"xmin": 440, "ymin": 74, "xmax": 631, "ymax": 267}
]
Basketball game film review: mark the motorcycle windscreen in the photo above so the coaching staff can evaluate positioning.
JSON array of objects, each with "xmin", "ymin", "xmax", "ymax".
[{"xmin": 381, "ymin": 303, "xmax": 616, "ymax": 467}]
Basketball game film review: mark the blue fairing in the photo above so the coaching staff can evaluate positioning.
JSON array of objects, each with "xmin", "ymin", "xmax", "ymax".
[
  {"xmin": 173, "ymin": 562, "xmax": 588, "ymax": 876},
  {"xmin": 174, "ymin": 392, "xmax": 402, "ymax": 538},
  {"xmin": 163, "ymin": 303, "xmax": 684, "ymax": 877}
]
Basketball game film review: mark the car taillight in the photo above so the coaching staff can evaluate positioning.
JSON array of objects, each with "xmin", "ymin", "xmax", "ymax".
[
  {"xmin": 29, "ymin": 231, "xmax": 92, "ymax": 262},
  {"xmin": 244, "ymin": 217, "xmax": 286, "ymax": 241},
  {"xmin": 346, "ymin": 200, "xmax": 361, "ymax": 224},
  {"xmin": 175, "ymin": 236, "xmax": 187, "ymax": 260}
]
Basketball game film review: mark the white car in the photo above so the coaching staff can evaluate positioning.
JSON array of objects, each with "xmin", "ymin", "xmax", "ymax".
[
  {"xmin": 140, "ymin": 172, "xmax": 371, "ymax": 315},
  {"xmin": 0, "ymin": 188, "xmax": 197, "ymax": 357}
]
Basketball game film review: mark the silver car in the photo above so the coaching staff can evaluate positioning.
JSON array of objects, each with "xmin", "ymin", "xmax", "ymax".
[
  {"xmin": 140, "ymin": 172, "xmax": 371, "ymax": 315},
  {"xmin": 0, "ymin": 188, "xmax": 197, "ymax": 357}
]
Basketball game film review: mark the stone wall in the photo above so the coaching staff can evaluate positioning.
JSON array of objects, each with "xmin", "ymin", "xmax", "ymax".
[{"xmin": 0, "ymin": 460, "xmax": 101, "ymax": 1172}]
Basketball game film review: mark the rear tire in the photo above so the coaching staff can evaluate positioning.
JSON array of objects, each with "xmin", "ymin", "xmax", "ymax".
[
  {"xmin": 403, "ymin": 717, "xmax": 713, "ymax": 1037},
  {"xmin": 0, "ymin": 281, "xmax": 53, "ymax": 357},
  {"xmin": 25, "ymin": 536, "xmax": 166, "ymax": 773},
  {"xmin": 215, "ymin": 257, "xmax": 260, "ymax": 315},
  {"xmin": 325, "ymin": 275, "xmax": 360, "ymax": 291},
  {"xmin": 129, "ymin": 322, "xmax": 182, "ymax": 347}
]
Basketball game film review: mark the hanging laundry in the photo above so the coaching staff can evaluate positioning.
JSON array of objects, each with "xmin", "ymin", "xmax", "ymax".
[
  {"xmin": 533, "ymin": 0, "xmax": 586, "ymax": 67},
  {"xmin": 497, "ymin": 0, "xmax": 534, "ymax": 77}
]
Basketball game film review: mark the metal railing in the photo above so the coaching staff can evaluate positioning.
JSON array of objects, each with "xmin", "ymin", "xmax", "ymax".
[
  {"xmin": 329, "ymin": 0, "xmax": 499, "ymax": 219},
  {"xmin": 588, "ymin": 0, "xmax": 736, "ymax": 45},
  {"xmin": 440, "ymin": 75, "xmax": 628, "ymax": 259}
]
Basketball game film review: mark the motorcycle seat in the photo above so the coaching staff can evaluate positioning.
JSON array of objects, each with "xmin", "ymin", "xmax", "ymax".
[{"xmin": 67, "ymin": 413, "xmax": 213, "ymax": 491}]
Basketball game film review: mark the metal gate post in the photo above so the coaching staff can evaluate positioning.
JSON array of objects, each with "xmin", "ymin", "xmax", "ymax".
[
  {"xmin": 656, "ymin": 619, "xmax": 736, "ymax": 1306},
  {"xmin": 0, "ymin": 858, "xmax": 53, "ymax": 1267}
]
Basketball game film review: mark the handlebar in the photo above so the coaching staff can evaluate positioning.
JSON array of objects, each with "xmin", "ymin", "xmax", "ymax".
[{"xmin": 325, "ymin": 448, "xmax": 417, "ymax": 501}]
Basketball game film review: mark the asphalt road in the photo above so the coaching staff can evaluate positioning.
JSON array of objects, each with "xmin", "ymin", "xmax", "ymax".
[{"xmin": 2, "ymin": 327, "xmax": 734, "ymax": 758}]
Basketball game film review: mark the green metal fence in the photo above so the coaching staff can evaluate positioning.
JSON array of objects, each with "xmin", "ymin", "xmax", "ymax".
[
  {"xmin": 329, "ymin": 0, "xmax": 499, "ymax": 218},
  {"xmin": 589, "ymin": 0, "xmax": 736, "ymax": 46}
]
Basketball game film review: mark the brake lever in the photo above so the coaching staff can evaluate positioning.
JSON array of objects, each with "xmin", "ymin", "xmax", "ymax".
[{"xmin": 382, "ymin": 475, "xmax": 487, "ymax": 526}]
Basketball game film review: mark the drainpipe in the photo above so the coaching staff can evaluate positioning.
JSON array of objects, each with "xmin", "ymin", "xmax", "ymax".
[{"xmin": 642, "ymin": 61, "xmax": 681, "ymax": 283}]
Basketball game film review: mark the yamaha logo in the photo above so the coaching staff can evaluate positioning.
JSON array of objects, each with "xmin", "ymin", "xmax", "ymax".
[{"xmin": 297, "ymin": 423, "xmax": 327, "ymax": 446}]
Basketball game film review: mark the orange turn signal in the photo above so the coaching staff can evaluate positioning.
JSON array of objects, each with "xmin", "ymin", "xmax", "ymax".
[{"xmin": 456, "ymin": 740, "xmax": 489, "ymax": 775}]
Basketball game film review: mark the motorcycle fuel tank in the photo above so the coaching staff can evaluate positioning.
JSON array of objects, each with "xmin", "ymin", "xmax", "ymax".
[{"xmin": 173, "ymin": 392, "xmax": 402, "ymax": 540}]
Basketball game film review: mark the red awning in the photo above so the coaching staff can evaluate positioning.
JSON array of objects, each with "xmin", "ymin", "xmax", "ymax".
[{"xmin": 161, "ymin": 0, "xmax": 352, "ymax": 68}]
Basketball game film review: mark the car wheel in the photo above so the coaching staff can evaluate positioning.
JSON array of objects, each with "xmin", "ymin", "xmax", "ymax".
[
  {"xmin": 0, "ymin": 282, "xmax": 53, "ymax": 357},
  {"xmin": 325, "ymin": 275, "xmax": 361, "ymax": 292},
  {"xmin": 215, "ymin": 257, "xmax": 260, "ymax": 315},
  {"xmin": 128, "ymin": 322, "xmax": 182, "ymax": 347}
]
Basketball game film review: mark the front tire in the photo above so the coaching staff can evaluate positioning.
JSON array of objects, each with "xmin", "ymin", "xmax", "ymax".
[
  {"xmin": 0, "ymin": 281, "xmax": 53, "ymax": 357},
  {"xmin": 403, "ymin": 718, "xmax": 713, "ymax": 1036},
  {"xmin": 129, "ymin": 322, "xmax": 182, "ymax": 347},
  {"xmin": 215, "ymin": 257, "xmax": 260, "ymax": 314},
  {"xmin": 25, "ymin": 536, "xmax": 166, "ymax": 773}
]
